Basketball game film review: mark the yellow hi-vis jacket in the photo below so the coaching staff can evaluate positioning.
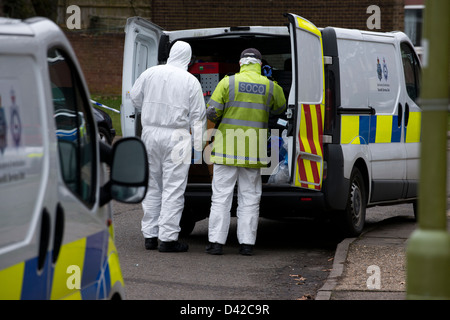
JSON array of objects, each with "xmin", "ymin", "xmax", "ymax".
[{"xmin": 206, "ymin": 63, "xmax": 286, "ymax": 168}]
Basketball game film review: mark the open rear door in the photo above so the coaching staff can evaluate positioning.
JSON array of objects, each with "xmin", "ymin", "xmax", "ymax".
[
  {"xmin": 287, "ymin": 14, "xmax": 325, "ymax": 191},
  {"xmin": 121, "ymin": 17, "xmax": 163, "ymax": 137}
]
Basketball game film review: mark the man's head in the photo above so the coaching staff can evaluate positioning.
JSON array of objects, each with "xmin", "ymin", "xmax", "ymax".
[
  {"xmin": 239, "ymin": 48, "xmax": 262, "ymax": 66},
  {"xmin": 167, "ymin": 41, "xmax": 192, "ymax": 70}
]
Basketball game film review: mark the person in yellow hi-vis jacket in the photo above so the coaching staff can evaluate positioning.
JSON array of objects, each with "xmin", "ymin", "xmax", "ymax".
[{"xmin": 205, "ymin": 48, "xmax": 286, "ymax": 255}]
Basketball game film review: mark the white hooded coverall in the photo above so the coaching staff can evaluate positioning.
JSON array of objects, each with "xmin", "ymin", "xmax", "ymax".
[{"xmin": 130, "ymin": 41, "xmax": 206, "ymax": 242}]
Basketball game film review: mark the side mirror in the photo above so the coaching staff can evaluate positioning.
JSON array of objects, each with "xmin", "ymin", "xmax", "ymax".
[{"xmin": 100, "ymin": 137, "xmax": 148, "ymax": 205}]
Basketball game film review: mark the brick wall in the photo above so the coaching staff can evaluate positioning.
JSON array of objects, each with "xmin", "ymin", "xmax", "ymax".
[
  {"xmin": 64, "ymin": 0, "xmax": 405, "ymax": 95},
  {"xmin": 150, "ymin": 0, "xmax": 404, "ymax": 32},
  {"xmin": 65, "ymin": 32, "xmax": 125, "ymax": 95}
]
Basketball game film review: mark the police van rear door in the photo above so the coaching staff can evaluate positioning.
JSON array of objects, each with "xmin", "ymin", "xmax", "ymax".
[
  {"xmin": 287, "ymin": 14, "xmax": 325, "ymax": 191},
  {"xmin": 121, "ymin": 17, "xmax": 164, "ymax": 137}
]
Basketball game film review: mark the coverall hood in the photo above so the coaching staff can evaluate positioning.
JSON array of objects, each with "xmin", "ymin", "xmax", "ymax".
[{"xmin": 167, "ymin": 41, "xmax": 192, "ymax": 70}]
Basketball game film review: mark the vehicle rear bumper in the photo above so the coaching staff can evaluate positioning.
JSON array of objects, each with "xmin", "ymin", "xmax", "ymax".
[{"xmin": 184, "ymin": 184, "xmax": 327, "ymax": 220}]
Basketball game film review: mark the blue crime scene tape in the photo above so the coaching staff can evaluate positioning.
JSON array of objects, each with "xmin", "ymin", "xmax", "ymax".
[{"xmin": 91, "ymin": 100, "xmax": 120, "ymax": 114}]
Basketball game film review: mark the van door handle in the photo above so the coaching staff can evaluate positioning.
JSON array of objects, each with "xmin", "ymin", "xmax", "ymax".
[
  {"xmin": 397, "ymin": 103, "xmax": 403, "ymax": 128},
  {"xmin": 404, "ymin": 103, "xmax": 410, "ymax": 127},
  {"xmin": 286, "ymin": 104, "xmax": 296, "ymax": 136},
  {"xmin": 52, "ymin": 203, "xmax": 65, "ymax": 264},
  {"xmin": 38, "ymin": 208, "xmax": 51, "ymax": 271}
]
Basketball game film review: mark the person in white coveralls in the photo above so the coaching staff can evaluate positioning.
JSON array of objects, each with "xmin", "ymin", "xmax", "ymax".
[{"xmin": 131, "ymin": 41, "xmax": 206, "ymax": 252}]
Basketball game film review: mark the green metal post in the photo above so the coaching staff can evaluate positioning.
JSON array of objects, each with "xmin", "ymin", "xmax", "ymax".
[{"xmin": 406, "ymin": 0, "xmax": 450, "ymax": 299}]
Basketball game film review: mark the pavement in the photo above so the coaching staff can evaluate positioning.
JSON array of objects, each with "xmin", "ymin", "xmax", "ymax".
[
  {"xmin": 316, "ymin": 134, "xmax": 450, "ymax": 300},
  {"xmin": 316, "ymin": 212, "xmax": 450, "ymax": 300}
]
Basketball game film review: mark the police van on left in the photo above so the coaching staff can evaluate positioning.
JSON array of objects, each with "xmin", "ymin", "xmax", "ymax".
[{"xmin": 0, "ymin": 17, "xmax": 149, "ymax": 300}]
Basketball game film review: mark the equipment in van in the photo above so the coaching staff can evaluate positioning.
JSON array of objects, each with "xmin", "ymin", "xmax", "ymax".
[
  {"xmin": 267, "ymin": 130, "xmax": 289, "ymax": 184},
  {"xmin": 188, "ymin": 62, "xmax": 238, "ymax": 104}
]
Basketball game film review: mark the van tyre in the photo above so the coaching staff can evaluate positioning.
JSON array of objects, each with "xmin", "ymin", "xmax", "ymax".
[
  {"xmin": 338, "ymin": 167, "xmax": 366, "ymax": 237},
  {"xmin": 98, "ymin": 126, "xmax": 112, "ymax": 145}
]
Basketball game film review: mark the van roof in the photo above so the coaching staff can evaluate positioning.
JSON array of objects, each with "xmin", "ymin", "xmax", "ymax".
[
  {"xmin": 0, "ymin": 17, "xmax": 35, "ymax": 36},
  {"xmin": 332, "ymin": 26, "xmax": 398, "ymax": 41}
]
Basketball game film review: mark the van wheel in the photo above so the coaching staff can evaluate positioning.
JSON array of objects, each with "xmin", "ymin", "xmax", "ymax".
[
  {"xmin": 98, "ymin": 126, "xmax": 112, "ymax": 145},
  {"xmin": 338, "ymin": 167, "xmax": 366, "ymax": 237}
]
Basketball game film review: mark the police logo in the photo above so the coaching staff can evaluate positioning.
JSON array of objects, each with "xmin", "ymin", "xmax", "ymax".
[
  {"xmin": 10, "ymin": 89, "xmax": 21, "ymax": 147},
  {"xmin": 383, "ymin": 57, "xmax": 388, "ymax": 81},
  {"xmin": 0, "ymin": 97, "xmax": 7, "ymax": 155},
  {"xmin": 376, "ymin": 57, "xmax": 382, "ymax": 81},
  {"xmin": 10, "ymin": 108, "xmax": 21, "ymax": 147}
]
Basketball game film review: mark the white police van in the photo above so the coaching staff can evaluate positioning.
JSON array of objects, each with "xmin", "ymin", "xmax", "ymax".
[
  {"xmin": 121, "ymin": 14, "xmax": 421, "ymax": 236},
  {"xmin": 0, "ymin": 17, "xmax": 148, "ymax": 299}
]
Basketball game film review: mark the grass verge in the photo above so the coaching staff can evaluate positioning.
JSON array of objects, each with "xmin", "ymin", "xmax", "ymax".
[{"xmin": 91, "ymin": 94, "xmax": 122, "ymax": 136}]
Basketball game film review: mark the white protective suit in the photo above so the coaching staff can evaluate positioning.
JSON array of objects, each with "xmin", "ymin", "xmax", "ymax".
[
  {"xmin": 208, "ymin": 164, "xmax": 262, "ymax": 246},
  {"xmin": 130, "ymin": 41, "xmax": 206, "ymax": 242}
]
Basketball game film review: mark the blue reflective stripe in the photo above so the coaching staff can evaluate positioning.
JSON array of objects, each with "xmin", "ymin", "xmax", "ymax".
[
  {"xmin": 391, "ymin": 116, "xmax": 402, "ymax": 142},
  {"xmin": 16, "ymin": 229, "xmax": 113, "ymax": 300},
  {"xmin": 103, "ymin": 262, "xmax": 111, "ymax": 299},
  {"xmin": 342, "ymin": 114, "xmax": 407, "ymax": 145},
  {"xmin": 369, "ymin": 115, "xmax": 377, "ymax": 143},
  {"xmin": 81, "ymin": 230, "xmax": 108, "ymax": 300},
  {"xmin": 21, "ymin": 255, "xmax": 52, "ymax": 300},
  {"xmin": 358, "ymin": 115, "xmax": 370, "ymax": 145}
]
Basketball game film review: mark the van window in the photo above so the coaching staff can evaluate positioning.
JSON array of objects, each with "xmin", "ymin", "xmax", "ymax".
[
  {"xmin": 297, "ymin": 30, "xmax": 323, "ymax": 103},
  {"xmin": 339, "ymin": 39, "xmax": 400, "ymax": 113},
  {"xmin": 401, "ymin": 42, "xmax": 421, "ymax": 102},
  {"xmin": 338, "ymin": 39, "xmax": 368, "ymax": 109},
  {"xmin": 48, "ymin": 48, "xmax": 96, "ymax": 206},
  {"xmin": 133, "ymin": 40, "xmax": 150, "ymax": 84}
]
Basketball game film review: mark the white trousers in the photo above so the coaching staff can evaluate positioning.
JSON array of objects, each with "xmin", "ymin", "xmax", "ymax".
[
  {"xmin": 208, "ymin": 164, "xmax": 262, "ymax": 245},
  {"xmin": 141, "ymin": 125, "xmax": 191, "ymax": 242}
]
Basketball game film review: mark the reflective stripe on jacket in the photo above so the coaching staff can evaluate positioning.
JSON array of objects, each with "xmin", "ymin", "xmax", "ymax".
[{"xmin": 206, "ymin": 63, "xmax": 286, "ymax": 168}]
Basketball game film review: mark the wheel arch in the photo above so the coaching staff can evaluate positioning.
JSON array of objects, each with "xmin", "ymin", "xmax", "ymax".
[{"xmin": 353, "ymin": 157, "xmax": 370, "ymax": 205}]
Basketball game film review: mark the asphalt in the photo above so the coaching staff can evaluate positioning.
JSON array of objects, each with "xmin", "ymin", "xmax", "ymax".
[{"xmin": 316, "ymin": 212, "xmax": 450, "ymax": 300}]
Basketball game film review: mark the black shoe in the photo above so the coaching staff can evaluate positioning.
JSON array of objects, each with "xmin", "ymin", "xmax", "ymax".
[
  {"xmin": 158, "ymin": 240, "xmax": 189, "ymax": 252},
  {"xmin": 205, "ymin": 242, "xmax": 223, "ymax": 255},
  {"xmin": 239, "ymin": 244, "xmax": 253, "ymax": 256},
  {"xmin": 145, "ymin": 238, "xmax": 158, "ymax": 250}
]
